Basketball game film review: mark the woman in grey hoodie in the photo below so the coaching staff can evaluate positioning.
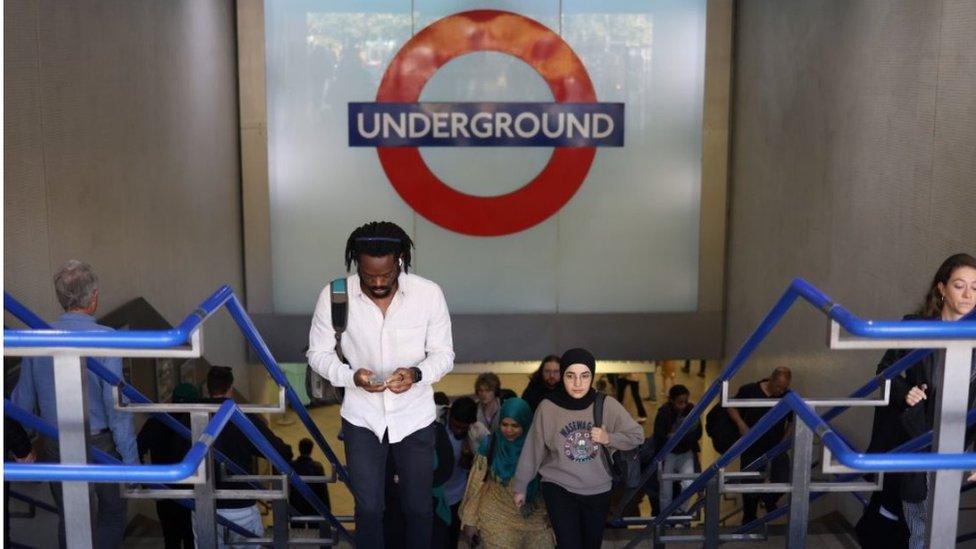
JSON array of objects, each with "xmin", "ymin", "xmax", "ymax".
[{"xmin": 513, "ymin": 348, "xmax": 644, "ymax": 549}]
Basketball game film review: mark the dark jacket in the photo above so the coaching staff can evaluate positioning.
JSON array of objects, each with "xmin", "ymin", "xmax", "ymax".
[
  {"xmin": 867, "ymin": 315, "xmax": 976, "ymax": 502},
  {"xmin": 733, "ymin": 380, "xmax": 792, "ymax": 457},
  {"xmin": 201, "ymin": 398, "xmax": 294, "ymax": 509},
  {"xmin": 433, "ymin": 421, "xmax": 454, "ymax": 487},
  {"xmin": 5, "ymin": 418, "xmax": 33, "ymax": 459},
  {"xmin": 521, "ymin": 379, "xmax": 556, "ymax": 411},
  {"xmin": 898, "ymin": 347, "xmax": 976, "ymax": 502},
  {"xmin": 137, "ymin": 413, "xmax": 191, "ymax": 466},
  {"xmin": 653, "ymin": 401, "xmax": 702, "ymax": 455},
  {"xmin": 289, "ymin": 455, "xmax": 330, "ymax": 517},
  {"xmin": 865, "ymin": 335, "xmax": 917, "ymax": 512}
]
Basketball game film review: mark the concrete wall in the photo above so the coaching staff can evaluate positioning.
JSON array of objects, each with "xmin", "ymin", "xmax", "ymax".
[
  {"xmin": 727, "ymin": 0, "xmax": 976, "ymax": 524},
  {"xmin": 3, "ymin": 1, "xmax": 249, "ymax": 393}
]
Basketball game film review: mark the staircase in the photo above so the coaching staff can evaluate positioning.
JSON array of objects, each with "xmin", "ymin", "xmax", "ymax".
[{"xmin": 4, "ymin": 279, "xmax": 975, "ymax": 548}]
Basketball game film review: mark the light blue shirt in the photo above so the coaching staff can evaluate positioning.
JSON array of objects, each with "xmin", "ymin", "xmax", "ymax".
[
  {"xmin": 444, "ymin": 431, "xmax": 468, "ymax": 505},
  {"xmin": 11, "ymin": 312, "xmax": 138, "ymax": 464}
]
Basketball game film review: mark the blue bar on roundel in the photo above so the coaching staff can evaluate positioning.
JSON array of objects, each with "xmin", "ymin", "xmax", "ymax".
[{"xmin": 348, "ymin": 102, "xmax": 625, "ymax": 147}]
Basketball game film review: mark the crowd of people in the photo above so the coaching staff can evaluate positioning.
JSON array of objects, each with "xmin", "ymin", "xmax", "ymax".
[{"xmin": 5, "ymin": 222, "xmax": 973, "ymax": 549}]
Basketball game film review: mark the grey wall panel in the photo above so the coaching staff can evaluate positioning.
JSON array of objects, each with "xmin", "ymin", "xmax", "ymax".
[
  {"xmin": 726, "ymin": 0, "xmax": 976, "ymax": 526},
  {"xmin": 3, "ymin": 1, "xmax": 247, "ymax": 392},
  {"xmin": 3, "ymin": 0, "xmax": 58, "ymax": 319}
]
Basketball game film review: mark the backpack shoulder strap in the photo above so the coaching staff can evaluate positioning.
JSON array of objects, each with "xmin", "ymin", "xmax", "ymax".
[
  {"xmin": 593, "ymin": 391, "xmax": 606, "ymax": 427},
  {"xmin": 593, "ymin": 393, "xmax": 614, "ymax": 475},
  {"xmin": 330, "ymin": 278, "xmax": 349, "ymax": 364},
  {"xmin": 330, "ymin": 278, "xmax": 348, "ymax": 332}
]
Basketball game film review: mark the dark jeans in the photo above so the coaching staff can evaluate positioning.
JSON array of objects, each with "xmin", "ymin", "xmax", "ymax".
[
  {"xmin": 45, "ymin": 431, "xmax": 127, "ymax": 549},
  {"xmin": 541, "ymin": 482, "xmax": 611, "ymax": 549},
  {"xmin": 740, "ymin": 451, "xmax": 790, "ymax": 524},
  {"xmin": 155, "ymin": 499, "xmax": 193, "ymax": 548},
  {"xmin": 343, "ymin": 419, "xmax": 435, "ymax": 548},
  {"xmin": 3, "ymin": 481, "xmax": 12, "ymax": 547},
  {"xmin": 431, "ymin": 501, "xmax": 460, "ymax": 549},
  {"xmin": 616, "ymin": 378, "xmax": 647, "ymax": 418}
]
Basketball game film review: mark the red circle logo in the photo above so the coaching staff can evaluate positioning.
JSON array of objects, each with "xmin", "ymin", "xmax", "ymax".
[{"xmin": 375, "ymin": 10, "xmax": 598, "ymax": 237}]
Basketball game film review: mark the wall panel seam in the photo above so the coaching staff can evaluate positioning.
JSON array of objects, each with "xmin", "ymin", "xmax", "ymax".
[
  {"xmin": 33, "ymin": 0, "xmax": 54, "ymax": 283},
  {"xmin": 926, "ymin": 0, "xmax": 947, "ymax": 256}
]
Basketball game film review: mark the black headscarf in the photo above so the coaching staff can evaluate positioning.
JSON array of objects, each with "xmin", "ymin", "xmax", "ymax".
[{"xmin": 544, "ymin": 348, "xmax": 598, "ymax": 411}]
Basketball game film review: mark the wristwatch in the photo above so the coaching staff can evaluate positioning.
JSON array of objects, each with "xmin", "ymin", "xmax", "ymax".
[{"xmin": 409, "ymin": 366, "xmax": 423, "ymax": 383}]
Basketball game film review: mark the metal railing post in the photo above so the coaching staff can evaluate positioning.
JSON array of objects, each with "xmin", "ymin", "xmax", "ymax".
[
  {"xmin": 272, "ymin": 498, "xmax": 289, "ymax": 549},
  {"xmin": 53, "ymin": 353, "xmax": 95, "ymax": 549},
  {"xmin": 704, "ymin": 475, "xmax": 720, "ymax": 548},
  {"xmin": 925, "ymin": 343, "xmax": 972, "ymax": 547},
  {"xmin": 787, "ymin": 421, "xmax": 813, "ymax": 549},
  {"xmin": 319, "ymin": 518, "xmax": 333, "ymax": 546},
  {"xmin": 191, "ymin": 412, "xmax": 218, "ymax": 549}
]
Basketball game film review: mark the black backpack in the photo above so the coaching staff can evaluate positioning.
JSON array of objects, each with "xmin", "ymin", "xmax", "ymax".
[
  {"xmin": 594, "ymin": 393, "xmax": 642, "ymax": 489},
  {"xmin": 705, "ymin": 401, "xmax": 738, "ymax": 453},
  {"xmin": 305, "ymin": 278, "xmax": 349, "ymax": 406}
]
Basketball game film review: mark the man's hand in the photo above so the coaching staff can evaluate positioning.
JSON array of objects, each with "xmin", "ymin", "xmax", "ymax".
[
  {"xmin": 386, "ymin": 367, "xmax": 416, "ymax": 394},
  {"xmin": 736, "ymin": 421, "xmax": 749, "ymax": 437},
  {"xmin": 14, "ymin": 450, "xmax": 36, "ymax": 464},
  {"xmin": 968, "ymin": 471, "xmax": 976, "ymax": 484},
  {"xmin": 906, "ymin": 384, "xmax": 928, "ymax": 407},
  {"xmin": 353, "ymin": 369, "xmax": 387, "ymax": 393},
  {"xmin": 590, "ymin": 426, "xmax": 610, "ymax": 445}
]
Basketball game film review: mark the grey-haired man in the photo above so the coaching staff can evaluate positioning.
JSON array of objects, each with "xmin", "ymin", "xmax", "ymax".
[{"xmin": 12, "ymin": 260, "xmax": 136, "ymax": 548}]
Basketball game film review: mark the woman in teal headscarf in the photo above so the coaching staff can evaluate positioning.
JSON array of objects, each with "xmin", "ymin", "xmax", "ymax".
[{"xmin": 459, "ymin": 397, "xmax": 554, "ymax": 548}]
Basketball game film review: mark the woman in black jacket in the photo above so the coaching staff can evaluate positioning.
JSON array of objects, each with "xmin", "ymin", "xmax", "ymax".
[{"xmin": 862, "ymin": 253, "xmax": 976, "ymax": 549}]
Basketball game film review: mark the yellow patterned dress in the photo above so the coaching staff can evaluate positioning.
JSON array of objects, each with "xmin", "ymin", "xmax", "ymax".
[{"xmin": 459, "ymin": 454, "xmax": 555, "ymax": 549}]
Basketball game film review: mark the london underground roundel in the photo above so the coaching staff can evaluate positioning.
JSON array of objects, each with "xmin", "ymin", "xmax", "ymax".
[{"xmin": 348, "ymin": 10, "xmax": 624, "ymax": 236}]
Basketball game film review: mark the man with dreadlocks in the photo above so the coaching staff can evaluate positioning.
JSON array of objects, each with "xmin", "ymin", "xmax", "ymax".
[{"xmin": 307, "ymin": 221, "xmax": 455, "ymax": 548}]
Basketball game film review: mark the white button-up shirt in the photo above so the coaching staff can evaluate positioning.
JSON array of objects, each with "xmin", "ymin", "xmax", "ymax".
[{"xmin": 307, "ymin": 272, "xmax": 454, "ymax": 443}]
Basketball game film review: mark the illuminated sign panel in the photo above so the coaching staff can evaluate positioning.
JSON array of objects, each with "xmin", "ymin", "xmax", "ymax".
[{"xmin": 265, "ymin": 1, "xmax": 708, "ymax": 314}]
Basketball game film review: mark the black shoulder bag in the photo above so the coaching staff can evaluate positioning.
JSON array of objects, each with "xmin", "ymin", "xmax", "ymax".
[{"xmin": 594, "ymin": 392, "xmax": 642, "ymax": 489}]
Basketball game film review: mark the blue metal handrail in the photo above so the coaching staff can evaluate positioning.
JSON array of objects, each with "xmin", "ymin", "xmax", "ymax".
[
  {"xmin": 3, "ymin": 399, "xmax": 236, "ymax": 482},
  {"xmin": 790, "ymin": 278, "xmax": 976, "ymax": 339},
  {"xmin": 4, "ymin": 289, "xmax": 350, "ymax": 540},
  {"xmin": 4, "ymin": 398, "xmax": 352, "ymax": 542},
  {"xmin": 787, "ymin": 391, "xmax": 976, "ymax": 470},
  {"xmin": 733, "ymin": 406, "xmax": 976, "ymax": 536},
  {"xmin": 2, "ymin": 401, "xmax": 259, "ymax": 539},
  {"xmin": 3, "ymin": 286, "xmax": 234, "ymax": 348},
  {"xmin": 678, "ymin": 347, "xmax": 932, "ymax": 522},
  {"xmin": 615, "ymin": 279, "xmax": 976, "ymax": 520},
  {"xmin": 3, "ymin": 288, "xmax": 349, "ymax": 484},
  {"xmin": 741, "ymin": 345, "xmax": 946, "ymax": 474},
  {"xmin": 228, "ymin": 407, "xmax": 350, "ymax": 540},
  {"xmin": 3, "ymin": 292, "xmax": 252, "ymax": 479},
  {"xmin": 7, "ymin": 279, "xmax": 973, "ymax": 347},
  {"xmin": 623, "ymin": 392, "xmax": 976, "ymax": 548}
]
